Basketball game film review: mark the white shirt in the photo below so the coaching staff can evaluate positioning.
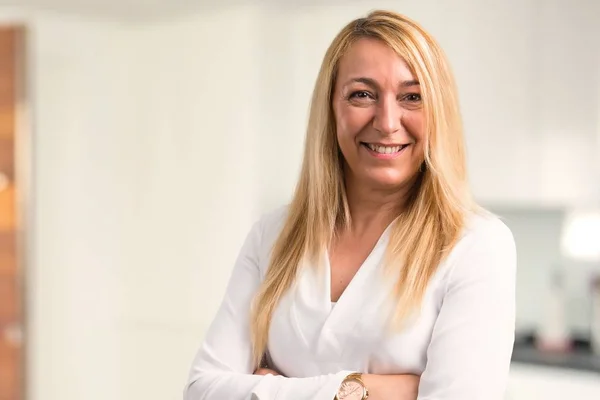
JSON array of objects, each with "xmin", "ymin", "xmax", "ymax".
[{"xmin": 184, "ymin": 206, "xmax": 516, "ymax": 400}]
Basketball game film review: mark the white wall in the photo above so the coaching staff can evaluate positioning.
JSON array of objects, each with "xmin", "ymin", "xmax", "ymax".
[
  {"xmin": 1, "ymin": 1, "xmax": 599, "ymax": 400},
  {"xmin": 118, "ymin": 8, "xmax": 261, "ymax": 400},
  {"xmin": 535, "ymin": 0, "xmax": 600, "ymax": 206},
  {"xmin": 1, "ymin": 5, "xmax": 263, "ymax": 400},
  {"xmin": 256, "ymin": 0, "xmax": 600, "ymax": 208},
  {"xmin": 0, "ymin": 8, "xmax": 140, "ymax": 400},
  {"xmin": 15, "ymin": 11, "xmax": 136, "ymax": 400}
]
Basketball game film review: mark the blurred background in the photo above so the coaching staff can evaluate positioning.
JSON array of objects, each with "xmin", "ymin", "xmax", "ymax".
[{"xmin": 0, "ymin": 0, "xmax": 599, "ymax": 399}]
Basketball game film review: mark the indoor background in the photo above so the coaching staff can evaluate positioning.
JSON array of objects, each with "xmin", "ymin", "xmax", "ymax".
[{"xmin": 0, "ymin": 0, "xmax": 599, "ymax": 399}]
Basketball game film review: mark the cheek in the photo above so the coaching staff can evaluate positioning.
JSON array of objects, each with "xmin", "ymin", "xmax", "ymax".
[
  {"xmin": 402, "ymin": 111, "xmax": 425, "ymax": 142},
  {"xmin": 402, "ymin": 112, "xmax": 426, "ymax": 165},
  {"xmin": 335, "ymin": 107, "xmax": 358, "ymax": 146}
]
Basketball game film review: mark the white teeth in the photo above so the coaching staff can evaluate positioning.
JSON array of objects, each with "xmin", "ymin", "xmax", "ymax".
[{"xmin": 366, "ymin": 144, "xmax": 403, "ymax": 154}]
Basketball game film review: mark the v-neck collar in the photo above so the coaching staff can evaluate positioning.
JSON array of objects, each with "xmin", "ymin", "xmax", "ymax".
[
  {"xmin": 325, "ymin": 218, "xmax": 398, "ymax": 304},
  {"xmin": 289, "ymin": 222, "xmax": 396, "ymax": 359}
]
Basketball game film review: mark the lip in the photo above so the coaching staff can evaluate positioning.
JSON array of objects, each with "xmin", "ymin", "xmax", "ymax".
[
  {"xmin": 363, "ymin": 142, "xmax": 411, "ymax": 147},
  {"xmin": 361, "ymin": 142, "xmax": 410, "ymax": 159}
]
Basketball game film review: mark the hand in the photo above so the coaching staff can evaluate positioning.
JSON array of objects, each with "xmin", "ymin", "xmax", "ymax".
[
  {"xmin": 254, "ymin": 367, "xmax": 281, "ymax": 376},
  {"xmin": 361, "ymin": 373, "xmax": 420, "ymax": 400}
]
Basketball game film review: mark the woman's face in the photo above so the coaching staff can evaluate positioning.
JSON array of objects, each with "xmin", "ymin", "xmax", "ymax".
[{"xmin": 333, "ymin": 37, "xmax": 425, "ymax": 192}]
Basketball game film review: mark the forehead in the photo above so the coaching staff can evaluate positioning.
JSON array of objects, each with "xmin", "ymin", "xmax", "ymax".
[{"xmin": 336, "ymin": 37, "xmax": 415, "ymax": 84}]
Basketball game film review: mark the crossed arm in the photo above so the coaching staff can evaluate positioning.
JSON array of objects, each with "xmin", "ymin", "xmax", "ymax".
[
  {"xmin": 183, "ymin": 217, "xmax": 516, "ymax": 400},
  {"xmin": 255, "ymin": 367, "xmax": 420, "ymax": 400}
]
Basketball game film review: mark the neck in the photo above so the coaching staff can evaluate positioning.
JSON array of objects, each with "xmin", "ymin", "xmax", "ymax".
[{"xmin": 343, "ymin": 175, "xmax": 414, "ymax": 235}]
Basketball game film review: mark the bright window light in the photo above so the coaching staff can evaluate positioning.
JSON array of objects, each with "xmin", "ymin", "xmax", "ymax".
[{"xmin": 561, "ymin": 210, "xmax": 600, "ymax": 262}]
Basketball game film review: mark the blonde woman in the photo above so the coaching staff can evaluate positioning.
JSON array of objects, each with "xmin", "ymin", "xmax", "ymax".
[{"xmin": 185, "ymin": 10, "xmax": 516, "ymax": 400}]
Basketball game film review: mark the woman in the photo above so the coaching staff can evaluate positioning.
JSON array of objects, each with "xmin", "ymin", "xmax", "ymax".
[{"xmin": 184, "ymin": 10, "xmax": 516, "ymax": 400}]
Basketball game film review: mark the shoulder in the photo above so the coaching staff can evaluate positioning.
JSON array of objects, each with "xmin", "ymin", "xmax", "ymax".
[
  {"xmin": 461, "ymin": 210, "xmax": 515, "ymax": 249},
  {"xmin": 442, "ymin": 210, "xmax": 517, "ymax": 284},
  {"xmin": 249, "ymin": 205, "xmax": 289, "ymax": 273},
  {"xmin": 255, "ymin": 204, "xmax": 289, "ymax": 244}
]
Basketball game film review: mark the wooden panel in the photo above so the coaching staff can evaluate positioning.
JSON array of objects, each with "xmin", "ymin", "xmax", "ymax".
[
  {"xmin": 0, "ymin": 184, "xmax": 15, "ymax": 231},
  {"xmin": 0, "ymin": 108, "xmax": 13, "ymax": 140},
  {"xmin": 0, "ymin": 26, "xmax": 23, "ymax": 400},
  {"xmin": 0, "ymin": 28, "xmax": 15, "ymax": 140},
  {"xmin": 0, "ymin": 137, "xmax": 14, "ymax": 179},
  {"xmin": 0, "ymin": 340, "xmax": 19, "ymax": 400},
  {"xmin": 0, "ymin": 278, "xmax": 16, "ymax": 322},
  {"xmin": 0, "ymin": 231, "xmax": 15, "ymax": 275}
]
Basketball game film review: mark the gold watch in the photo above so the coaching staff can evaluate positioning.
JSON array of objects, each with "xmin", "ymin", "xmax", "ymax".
[{"xmin": 335, "ymin": 373, "xmax": 369, "ymax": 400}]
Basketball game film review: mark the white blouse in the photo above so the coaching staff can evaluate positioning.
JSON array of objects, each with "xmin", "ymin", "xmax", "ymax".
[{"xmin": 184, "ymin": 206, "xmax": 517, "ymax": 400}]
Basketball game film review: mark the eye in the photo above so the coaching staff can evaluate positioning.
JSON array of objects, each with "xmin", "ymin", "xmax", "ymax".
[
  {"xmin": 403, "ymin": 93, "xmax": 422, "ymax": 102},
  {"xmin": 348, "ymin": 90, "xmax": 375, "ymax": 100}
]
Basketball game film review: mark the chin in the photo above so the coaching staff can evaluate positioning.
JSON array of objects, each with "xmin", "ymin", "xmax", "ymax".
[{"xmin": 365, "ymin": 172, "xmax": 412, "ymax": 190}]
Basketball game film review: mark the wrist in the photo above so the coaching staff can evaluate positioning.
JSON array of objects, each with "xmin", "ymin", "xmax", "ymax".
[
  {"xmin": 359, "ymin": 373, "xmax": 420, "ymax": 400},
  {"xmin": 335, "ymin": 372, "xmax": 369, "ymax": 400}
]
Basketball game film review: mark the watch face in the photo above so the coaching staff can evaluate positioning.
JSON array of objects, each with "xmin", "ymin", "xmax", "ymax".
[{"xmin": 338, "ymin": 379, "xmax": 365, "ymax": 400}]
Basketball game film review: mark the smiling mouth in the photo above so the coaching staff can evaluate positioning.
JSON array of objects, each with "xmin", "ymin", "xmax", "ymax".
[{"xmin": 361, "ymin": 142, "xmax": 410, "ymax": 154}]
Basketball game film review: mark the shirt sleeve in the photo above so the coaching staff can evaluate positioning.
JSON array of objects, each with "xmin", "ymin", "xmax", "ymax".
[
  {"xmin": 417, "ymin": 219, "xmax": 517, "ymax": 400},
  {"xmin": 183, "ymin": 216, "xmax": 353, "ymax": 400}
]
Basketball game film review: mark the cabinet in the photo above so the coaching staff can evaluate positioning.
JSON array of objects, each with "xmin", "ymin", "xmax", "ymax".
[{"xmin": 507, "ymin": 364, "xmax": 600, "ymax": 400}]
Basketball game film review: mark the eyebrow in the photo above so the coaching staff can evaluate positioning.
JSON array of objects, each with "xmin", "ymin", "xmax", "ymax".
[
  {"xmin": 344, "ymin": 77, "xmax": 420, "ymax": 89},
  {"xmin": 400, "ymin": 79, "xmax": 420, "ymax": 88}
]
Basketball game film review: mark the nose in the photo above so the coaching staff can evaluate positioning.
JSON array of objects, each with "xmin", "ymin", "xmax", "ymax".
[{"xmin": 372, "ymin": 95, "xmax": 402, "ymax": 135}]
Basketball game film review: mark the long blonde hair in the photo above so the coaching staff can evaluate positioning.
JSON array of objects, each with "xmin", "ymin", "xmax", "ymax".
[{"xmin": 250, "ymin": 10, "xmax": 478, "ymax": 367}]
